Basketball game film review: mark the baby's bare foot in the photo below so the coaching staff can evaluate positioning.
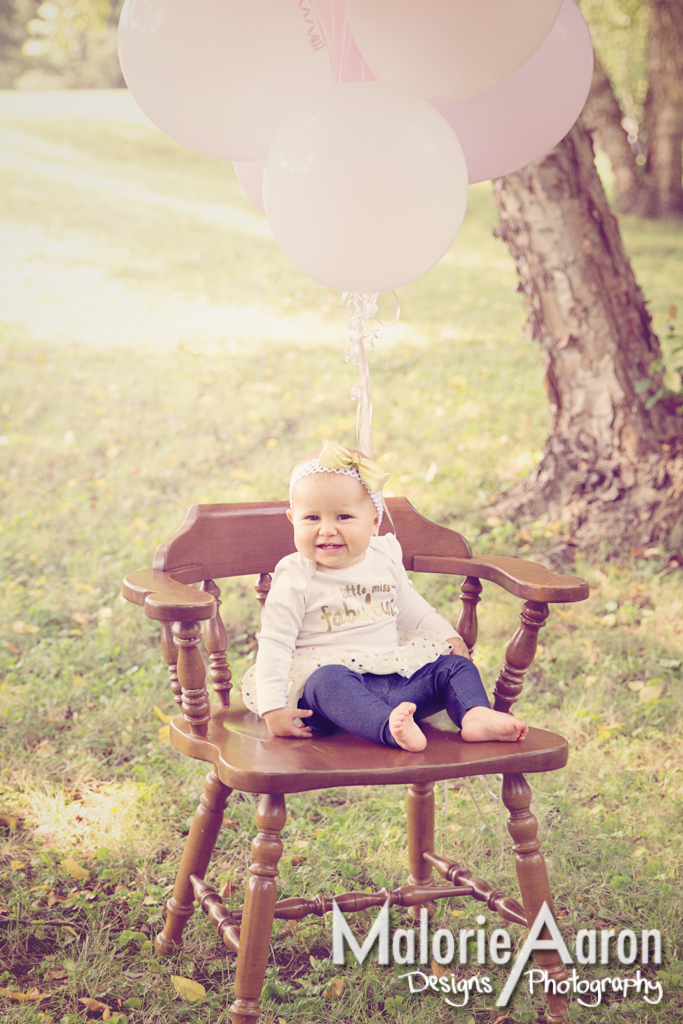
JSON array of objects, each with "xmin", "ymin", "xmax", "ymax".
[
  {"xmin": 460, "ymin": 706, "xmax": 528, "ymax": 742},
  {"xmin": 389, "ymin": 702, "xmax": 427, "ymax": 752}
]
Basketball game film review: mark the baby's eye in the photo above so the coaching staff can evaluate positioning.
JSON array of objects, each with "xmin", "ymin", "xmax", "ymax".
[
  {"xmin": 305, "ymin": 514, "xmax": 320, "ymax": 521},
  {"xmin": 337, "ymin": 514, "xmax": 352, "ymax": 520}
]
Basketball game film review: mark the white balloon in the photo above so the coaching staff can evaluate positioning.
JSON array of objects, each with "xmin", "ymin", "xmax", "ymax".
[
  {"xmin": 264, "ymin": 83, "xmax": 468, "ymax": 294},
  {"xmin": 118, "ymin": 0, "xmax": 333, "ymax": 161},
  {"xmin": 346, "ymin": 0, "xmax": 563, "ymax": 102}
]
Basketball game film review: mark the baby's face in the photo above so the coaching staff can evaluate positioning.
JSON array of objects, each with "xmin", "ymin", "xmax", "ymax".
[{"xmin": 287, "ymin": 472, "xmax": 379, "ymax": 569}]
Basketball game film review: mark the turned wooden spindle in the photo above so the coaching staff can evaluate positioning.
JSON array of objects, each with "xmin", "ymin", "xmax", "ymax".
[
  {"xmin": 159, "ymin": 620, "xmax": 182, "ymax": 707},
  {"xmin": 173, "ymin": 619, "xmax": 212, "ymax": 735},
  {"xmin": 406, "ymin": 781, "xmax": 435, "ymax": 919},
  {"xmin": 424, "ymin": 852, "xmax": 527, "ymax": 927},
  {"xmin": 230, "ymin": 793, "xmax": 286, "ymax": 1024},
  {"xmin": 190, "ymin": 875, "xmax": 240, "ymax": 954},
  {"xmin": 201, "ymin": 579, "xmax": 233, "ymax": 706},
  {"xmin": 156, "ymin": 771, "xmax": 232, "ymax": 955},
  {"xmin": 254, "ymin": 573, "xmax": 271, "ymax": 631},
  {"xmin": 195, "ymin": 881, "xmax": 472, "ymax": 928},
  {"xmin": 456, "ymin": 576, "xmax": 482, "ymax": 655},
  {"xmin": 492, "ymin": 600, "xmax": 549, "ymax": 713},
  {"xmin": 503, "ymin": 773, "xmax": 568, "ymax": 1024}
]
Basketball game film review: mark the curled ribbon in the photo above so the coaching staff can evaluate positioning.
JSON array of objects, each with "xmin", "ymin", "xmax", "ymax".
[{"xmin": 342, "ymin": 292, "xmax": 400, "ymax": 458}]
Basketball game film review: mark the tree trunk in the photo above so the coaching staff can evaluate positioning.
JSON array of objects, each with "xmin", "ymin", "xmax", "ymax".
[
  {"xmin": 641, "ymin": 0, "xmax": 683, "ymax": 217},
  {"xmin": 582, "ymin": 51, "xmax": 645, "ymax": 215},
  {"xmin": 491, "ymin": 117, "xmax": 683, "ymax": 562}
]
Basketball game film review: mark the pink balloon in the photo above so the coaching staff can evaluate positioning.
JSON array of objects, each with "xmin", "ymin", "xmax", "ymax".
[
  {"xmin": 433, "ymin": 0, "xmax": 594, "ymax": 183},
  {"xmin": 234, "ymin": 160, "xmax": 266, "ymax": 215}
]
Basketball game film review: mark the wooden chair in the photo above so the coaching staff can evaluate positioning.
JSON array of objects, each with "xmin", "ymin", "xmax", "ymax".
[{"xmin": 122, "ymin": 498, "xmax": 589, "ymax": 1024}]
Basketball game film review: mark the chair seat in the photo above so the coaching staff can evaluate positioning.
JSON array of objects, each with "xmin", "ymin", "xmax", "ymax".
[{"xmin": 169, "ymin": 698, "xmax": 568, "ymax": 794}]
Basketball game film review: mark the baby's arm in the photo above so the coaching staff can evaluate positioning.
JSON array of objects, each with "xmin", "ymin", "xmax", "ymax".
[
  {"xmin": 255, "ymin": 559, "xmax": 314, "ymax": 738},
  {"xmin": 393, "ymin": 562, "xmax": 464, "ymax": 648}
]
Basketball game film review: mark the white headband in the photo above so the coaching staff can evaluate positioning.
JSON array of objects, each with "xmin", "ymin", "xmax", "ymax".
[{"xmin": 289, "ymin": 460, "xmax": 384, "ymax": 528}]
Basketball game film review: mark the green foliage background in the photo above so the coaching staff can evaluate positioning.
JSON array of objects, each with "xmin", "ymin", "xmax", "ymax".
[{"xmin": 0, "ymin": 93, "xmax": 682, "ymax": 1022}]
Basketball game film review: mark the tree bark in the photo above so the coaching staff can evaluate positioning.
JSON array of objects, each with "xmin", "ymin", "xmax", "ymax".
[
  {"xmin": 582, "ymin": 51, "xmax": 645, "ymax": 215},
  {"xmin": 491, "ymin": 117, "xmax": 683, "ymax": 562},
  {"xmin": 641, "ymin": 0, "xmax": 683, "ymax": 217}
]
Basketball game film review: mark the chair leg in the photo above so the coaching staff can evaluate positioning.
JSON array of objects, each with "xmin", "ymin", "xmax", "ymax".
[
  {"xmin": 230, "ymin": 793, "xmax": 287, "ymax": 1024},
  {"xmin": 502, "ymin": 773, "xmax": 568, "ymax": 1024},
  {"xmin": 156, "ymin": 770, "xmax": 232, "ymax": 955},
  {"xmin": 406, "ymin": 781, "xmax": 435, "ymax": 919}
]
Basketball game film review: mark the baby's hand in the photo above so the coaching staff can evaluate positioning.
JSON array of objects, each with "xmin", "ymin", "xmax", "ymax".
[
  {"xmin": 263, "ymin": 706, "xmax": 314, "ymax": 739},
  {"xmin": 446, "ymin": 635, "xmax": 471, "ymax": 660}
]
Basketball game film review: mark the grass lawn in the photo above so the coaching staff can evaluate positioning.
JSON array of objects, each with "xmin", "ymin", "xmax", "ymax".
[{"xmin": 1, "ymin": 91, "xmax": 683, "ymax": 1023}]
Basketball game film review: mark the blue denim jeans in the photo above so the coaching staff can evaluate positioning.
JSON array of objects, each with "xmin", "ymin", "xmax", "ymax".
[{"xmin": 297, "ymin": 654, "xmax": 490, "ymax": 748}]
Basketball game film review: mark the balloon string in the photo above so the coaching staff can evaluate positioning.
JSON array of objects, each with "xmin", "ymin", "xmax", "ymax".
[{"xmin": 343, "ymin": 292, "xmax": 399, "ymax": 458}]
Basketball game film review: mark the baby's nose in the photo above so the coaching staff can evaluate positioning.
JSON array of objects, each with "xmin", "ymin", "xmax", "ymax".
[{"xmin": 319, "ymin": 519, "xmax": 338, "ymax": 535}]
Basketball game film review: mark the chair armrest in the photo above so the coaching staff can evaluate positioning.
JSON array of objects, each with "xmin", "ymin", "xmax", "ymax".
[
  {"xmin": 412, "ymin": 554, "xmax": 589, "ymax": 603},
  {"xmin": 121, "ymin": 569, "xmax": 216, "ymax": 622}
]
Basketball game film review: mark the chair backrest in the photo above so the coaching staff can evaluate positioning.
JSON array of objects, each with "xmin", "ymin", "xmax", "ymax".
[{"xmin": 152, "ymin": 498, "xmax": 471, "ymax": 585}]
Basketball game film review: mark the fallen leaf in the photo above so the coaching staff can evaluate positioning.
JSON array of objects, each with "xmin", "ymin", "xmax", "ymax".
[
  {"xmin": 639, "ymin": 683, "xmax": 665, "ymax": 703},
  {"xmin": 627, "ymin": 680, "xmax": 644, "ymax": 692},
  {"xmin": 158, "ymin": 724, "xmax": 170, "ymax": 744},
  {"xmin": 10, "ymin": 860, "xmax": 26, "ymax": 870},
  {"xmin": 0, "ymin": 987, "xmax": 48, "ymax": 1002},
  {"xmin": 171, "ymin": 976, "xmax": 206, "ymax": 1002},
  {"xmin": 632, "ymin": 848, "xmax": 649, "ymax": 861},
  {"xmin": 600, "ymin": 613, "xmax": 616, "ymax": 627},
  {"xmin": 3, "ymin": 641, "xmax": 20, "ymax": 655},
  {"xmin": 11, "ymin": 620, "xmax": 39, "ymax": 634},
  {"xmin": 48, "ymin": 892, "xmax": 68, "ymax": 907},
  {"xmin": 71, "ymin": 612, "xmax": 89, "ymax": 626},
  {"xmin": 323, "ymin": 978, "xmax": 344, "ymax": 1000},
  {"xmin": 62, "ymin": 857, "xmax": 90, "ymax": 880},
  {"xmin": 431, "ymin": 961, "xmax": 452, "ymax": 979},
  {"xmin": 0, "ymin": 813, "xmax": 18, "ymax": 829},
  {"xmin": 36, "ymin": 739, "xmax": 55, "ymax": 758},
  {"xmin": 79, "ymin": 997, "xmax": 111, "ymax": 1018},
  {"xmin": 72, "ymin": 675, "xmax": 86, "ymax": 686},
  {"xmin": 584, "ymin": 675, "xmax": 598, "ymax": 688},
  {"xmin": 289, "ymin": 855, "xmax": 307, "ymax": 866},
  {"xmin": 29, "ymin": 884, "xmax": 50, "ymax": 892},
  {"xmin": 47, "ymin": 969, "xmax": 68, "ymax": 980},
  {"xmin": 153, "ymin": 705, "xmax": 174, "ymax": 724}
]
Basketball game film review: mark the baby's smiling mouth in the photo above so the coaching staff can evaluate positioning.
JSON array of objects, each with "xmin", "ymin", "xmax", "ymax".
[{"xmin": 317, "ymin": 543, "xmax": 344, "ymax": 550}]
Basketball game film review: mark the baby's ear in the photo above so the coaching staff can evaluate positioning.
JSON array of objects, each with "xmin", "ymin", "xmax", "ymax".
[{"xmin": 286, "ymin": 508, "xmax": 293, "ymax": 524}]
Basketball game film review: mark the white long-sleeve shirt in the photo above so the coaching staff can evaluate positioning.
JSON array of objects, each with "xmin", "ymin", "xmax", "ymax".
[{"xmin": 249, "ymin": 533, "xmax": 457, "ymax": 716}]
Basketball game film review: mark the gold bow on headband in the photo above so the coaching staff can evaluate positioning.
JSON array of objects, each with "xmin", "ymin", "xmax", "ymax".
[{"xmin": 318, "ymin": 440, "xmax": 391, "ymax": 493}]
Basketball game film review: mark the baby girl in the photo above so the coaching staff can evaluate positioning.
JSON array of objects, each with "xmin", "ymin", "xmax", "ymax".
[{"xmin": 242, "ymin": 441, "xmax": 527, "ymax": 751}]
